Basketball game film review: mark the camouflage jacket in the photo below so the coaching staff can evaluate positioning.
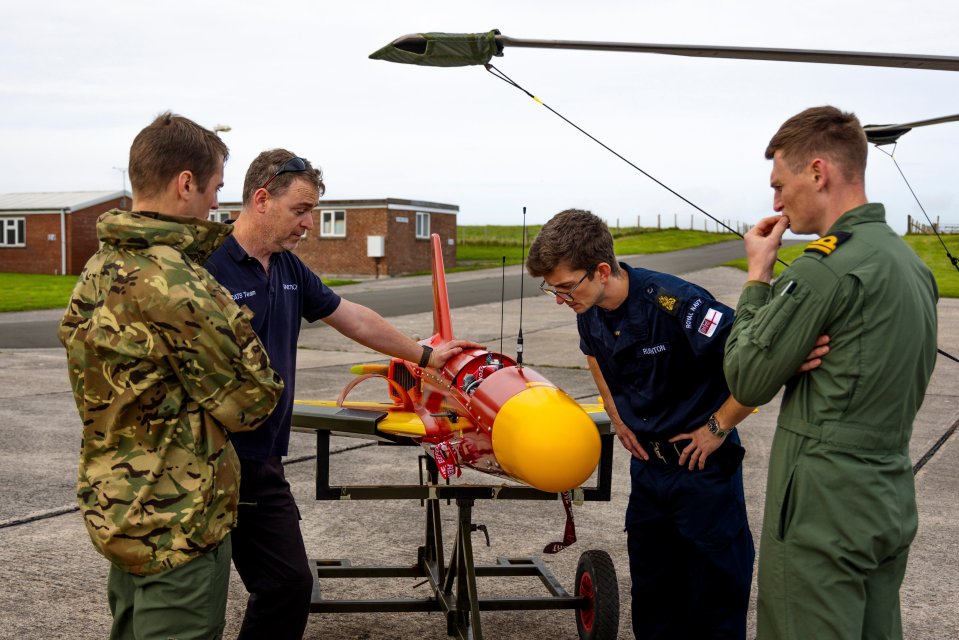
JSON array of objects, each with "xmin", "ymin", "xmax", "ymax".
[{"xmin": 59, "ymin": 210, "xmax": 284, "ymax": 576}]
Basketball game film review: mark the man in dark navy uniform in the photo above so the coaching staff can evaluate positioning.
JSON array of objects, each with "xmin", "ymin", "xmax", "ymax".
[
  {"xmin": 527, "ymin": 209, "xmax": 759, "ymax": 639},
  {"xmin": 205, "ymin": 149, "xmax": 478, "ymax": 639}
]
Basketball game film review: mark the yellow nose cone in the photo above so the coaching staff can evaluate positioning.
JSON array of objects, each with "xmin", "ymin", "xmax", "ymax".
[{"xmin": 491, "ymin": 385, "xmax": 601, "ymax": 492}]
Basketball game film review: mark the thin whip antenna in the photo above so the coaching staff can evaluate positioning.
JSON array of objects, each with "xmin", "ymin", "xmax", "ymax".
[
  {"xmin": 500, "ymin": 256, "xmax": 506, "ymax": 357},
  {"xmin": 875, "ymin": 143, "xmax": 959, "ymax": 275},
  {"xmin": 517, "ymin": 206, "xmax": 526, "ymax": 366},
  {"xmin": 874, "ymin": 142, "xmax": 959, "ymax": 365},
  {"xmin": 485, "ymin": 63, "xmax": 789, "ymax": 268}
]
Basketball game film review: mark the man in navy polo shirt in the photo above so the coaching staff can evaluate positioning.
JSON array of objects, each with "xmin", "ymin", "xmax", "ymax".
[
  {"xmin": 205, "ymin": 149, "xmax": 478, "ymax": 639},
  {"xmin": 526, "ymin": 210, "xmax": 828, "ymax": 639},
  {"xmin": 527, "ymin": 209, "xmax": 757, "ymax": 639}
]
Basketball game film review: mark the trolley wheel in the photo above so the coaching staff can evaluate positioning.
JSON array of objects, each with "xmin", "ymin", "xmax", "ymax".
[{"xmin": 574, "ymin": 549, "xmax": 619, "ymax": 640}]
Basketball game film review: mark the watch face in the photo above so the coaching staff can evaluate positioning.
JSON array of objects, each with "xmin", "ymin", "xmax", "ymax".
[{"xmin": 708, "ymin": 415, "xmax": 726, "ymax": 436}]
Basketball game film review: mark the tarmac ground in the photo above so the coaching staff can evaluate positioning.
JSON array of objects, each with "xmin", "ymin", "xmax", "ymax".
[{"xmin": 0, "ymin": 265, "xmax": 956, "ymax": 639}]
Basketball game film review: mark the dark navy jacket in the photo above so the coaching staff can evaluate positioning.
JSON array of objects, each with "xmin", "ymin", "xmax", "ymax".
[
  {"xmin": 578, "ymin": 263, "xmax": 734, "ymax": 439},
  {"xmin": 205, "ymin": 234, "xmax": 341, "ymax": 460}
]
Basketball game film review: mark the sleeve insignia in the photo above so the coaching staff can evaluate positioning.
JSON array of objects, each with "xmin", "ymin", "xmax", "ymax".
[
  {"xmin": 698, "ymin": 308, "xmax": 724, "ymax": 338},
  {"xmin": 654, "ymin": 287, "xmax": 682, "ymax": 315},
  {"xmin": 804, "ymin": 231, "xmax": 852, "ymax": 257}
]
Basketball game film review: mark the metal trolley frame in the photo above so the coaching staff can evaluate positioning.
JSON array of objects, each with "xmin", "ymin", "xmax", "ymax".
[{"xmin": 292, "ymin": 403, "xmax": 618, "ymax": 640}]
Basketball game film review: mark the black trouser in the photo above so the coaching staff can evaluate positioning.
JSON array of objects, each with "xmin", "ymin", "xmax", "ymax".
[
  {"xmin": 232, "ymin": 456, "xmax": 314, "ymax": 640},
  {"xmin": 625, "ymin": 433, "xmax": 754, "ymax": 639}
]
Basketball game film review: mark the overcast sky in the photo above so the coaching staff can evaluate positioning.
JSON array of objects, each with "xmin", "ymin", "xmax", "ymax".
[{"xmin": 3, "ymin": 1, "xmax": 958, "ymax": 235}]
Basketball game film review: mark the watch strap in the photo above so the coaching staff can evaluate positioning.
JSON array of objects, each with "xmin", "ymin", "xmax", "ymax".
[
  {"xmin": 707, "ymin": 413, "xmax": 729, "ymax": 438},
  {"xmin": 418, "ymin": 344, "xmax": 434, "ymax": 368}
]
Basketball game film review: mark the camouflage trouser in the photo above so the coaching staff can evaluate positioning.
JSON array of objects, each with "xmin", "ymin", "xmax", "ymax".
[{"xmin": 107, "ymin": 535, "xmax": 232, "ymax": 640}]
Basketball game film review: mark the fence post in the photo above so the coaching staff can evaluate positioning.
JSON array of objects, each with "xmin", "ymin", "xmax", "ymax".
[{"xmin": 657, "ymin": 214, "xmax": 661, "ymax": 229}]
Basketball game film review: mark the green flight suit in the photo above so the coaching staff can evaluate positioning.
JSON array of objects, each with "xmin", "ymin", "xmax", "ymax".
[{"xmin": 724, "ymin": 203, "xmax": 938, "ymax": 640}]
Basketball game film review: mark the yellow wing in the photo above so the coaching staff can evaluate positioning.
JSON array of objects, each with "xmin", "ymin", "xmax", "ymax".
[
  {"xmin": 296, "ymin": 399, "xmax": 429, "ymax": 437},
  {"xmin": 293, "ymin": 399, "xmax": 611, "ymax": 438}
]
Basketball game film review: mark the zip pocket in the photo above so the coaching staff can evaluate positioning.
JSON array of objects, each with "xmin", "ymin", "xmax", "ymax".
[{"xmin": 753, "ymin": 286, "xmax": 807, "ymax": 350}]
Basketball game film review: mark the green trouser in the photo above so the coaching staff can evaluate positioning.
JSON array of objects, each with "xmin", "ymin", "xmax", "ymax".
[
  {"xmin": 757, "ymin": 429, "xmax": 916, "ymax": 640},
  {"xmin": 107, "ymin": 535, "xmax": 232, "ymax": 640}
]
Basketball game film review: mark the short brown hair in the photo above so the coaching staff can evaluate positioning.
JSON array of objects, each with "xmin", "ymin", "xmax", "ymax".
[
  {"xmin": 526, "ymin": 209, "xmax": 620, "ymax": 277},
  {"xmin": 765, "ymin": 106, "xmax": 867, "ymax": 182},
  {"xmin": 128, "ymin": 112, "xmax": 229, "ymax": 199},
  {"xmin": 242, "ymin": 149, "xmax": 325, "ymax": 206}
]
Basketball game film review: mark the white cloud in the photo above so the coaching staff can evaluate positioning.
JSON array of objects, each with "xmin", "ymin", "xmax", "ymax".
[{"xmin": 2, "ymin": 0, "xmax": 958, "ymax": 233}]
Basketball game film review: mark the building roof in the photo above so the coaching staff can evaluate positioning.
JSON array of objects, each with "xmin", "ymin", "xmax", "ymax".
[
  {"xmin": 219, "ymin": 197, "xmax": 459, "ymax": 213},
  {"xmin": 0, "ymin": 191, "xmax": 130, "ymax": 213}
]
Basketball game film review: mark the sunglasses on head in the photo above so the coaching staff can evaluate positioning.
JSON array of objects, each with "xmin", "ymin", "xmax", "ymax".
[{"xmin": 260, "ymin": 156, "xmax": 308, "ymax": 190}]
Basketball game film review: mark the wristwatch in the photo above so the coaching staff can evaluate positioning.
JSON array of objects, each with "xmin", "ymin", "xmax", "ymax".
[
  {"xmin": 418, "ymin": 344, "xmax": 434, "ymax": 368},
  {"xmin": 706, "ymin": 413, "xmax": 731, "ymax": 439}
]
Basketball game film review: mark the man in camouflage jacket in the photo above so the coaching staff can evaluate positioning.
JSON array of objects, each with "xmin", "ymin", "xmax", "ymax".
[{"xmin": 59, "ymin": 113, "xmax": 283, "ymax": 640}]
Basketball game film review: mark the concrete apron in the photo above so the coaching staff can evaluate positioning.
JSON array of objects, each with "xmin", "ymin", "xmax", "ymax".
[{"xmin": 0, "ymin": 266, "xmax": 956, "ymax": 639}]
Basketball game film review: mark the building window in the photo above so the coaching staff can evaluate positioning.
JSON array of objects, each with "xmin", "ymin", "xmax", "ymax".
[
  {"xmin": 415, "ymin": 212, "xmax": 430, "ymax": 239},
  {"xmin": 209, "ymin": 210, "xmax": 232, "ymax": 223},
  {"xmin": 321, "ymin": 210, "xmax": 346, "ymax": 237},
  {"xmin": 1, "ymin": 218, "xmax": 25, "ymax": 247}
]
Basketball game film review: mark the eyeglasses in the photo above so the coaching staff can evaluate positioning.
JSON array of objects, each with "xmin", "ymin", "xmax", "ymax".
[
  {"xmin": 260, "ymin": 156, "xmax": 308, "ymax": 190},
  {"xmin": 540, "ymin": 268, "xmax": 594, "ymax": 302}
]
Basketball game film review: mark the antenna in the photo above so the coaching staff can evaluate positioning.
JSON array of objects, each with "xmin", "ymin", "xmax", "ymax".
[
  {"xmin": 500, "ymin": 256, "xmax": 506, "ymax": 357},
  {"xmin": 516, "ymin": 207, "xmax": 526, "ymax": 367}
]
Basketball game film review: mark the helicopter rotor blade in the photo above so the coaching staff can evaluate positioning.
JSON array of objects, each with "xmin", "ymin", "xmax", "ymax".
[
  {"xmin": 863, "ymin": 114, "xmax": 959, "ymax": 144},
  {"xmin": 370, "ymin": 31, "xmax": 959, "ymax": 72},
  {"xmin": 497, "ymin": 35, "xmax": 959, "ymax": 72}
]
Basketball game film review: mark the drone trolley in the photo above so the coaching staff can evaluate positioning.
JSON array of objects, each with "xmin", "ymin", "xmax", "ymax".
[{"xmin": 292, "ymin": 403, "xmax": 620, "ymax": 640}]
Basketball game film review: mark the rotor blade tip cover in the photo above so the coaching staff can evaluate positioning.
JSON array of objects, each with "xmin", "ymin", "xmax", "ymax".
[{"xmin": 370, "ymin": 30, "xmax": 503, "ymax": 67}]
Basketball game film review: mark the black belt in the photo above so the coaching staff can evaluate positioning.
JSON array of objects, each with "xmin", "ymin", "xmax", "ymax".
[
  {"xmin": 638, "ymin": 438, "xmax": 686, "ymax": 466},
  {"xmin": 637, "ymin": 435, "xmax": 746, "ymax": 475}
]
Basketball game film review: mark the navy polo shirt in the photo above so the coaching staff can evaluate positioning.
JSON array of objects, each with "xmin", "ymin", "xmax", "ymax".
[
  {"xmin": 578, "ymin": 263, "xmax": 734, "ymax": 439},
  {"xmin": 205, "ymin": 234, "xmax": 341, "ymax": 460}
]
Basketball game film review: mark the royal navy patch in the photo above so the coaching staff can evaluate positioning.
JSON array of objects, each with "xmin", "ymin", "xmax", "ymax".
[
  {"xmin": 804, "ymin": 231, "xmax": 852, "ymax": 257},
  {"xmin": 654, "ymin": 287, "xmax": 682, "ymax": 315}
]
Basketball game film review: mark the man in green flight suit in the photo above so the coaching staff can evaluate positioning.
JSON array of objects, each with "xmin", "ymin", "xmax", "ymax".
[{"xmin": 723, "ymin": 106, "xmax": 938, "ymax": 639}]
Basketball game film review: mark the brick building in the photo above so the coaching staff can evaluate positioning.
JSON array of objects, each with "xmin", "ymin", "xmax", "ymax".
[
  {"xmin": 217, "ymin": 197, "xmax": 458, "ymax": 277},
  {"xmin": 0, "ymin": 193, "xmax": 457, "ymax": 278},
  {"xmin": 0, "ymin": 191, "xmax": 130, "ymax": 275}
]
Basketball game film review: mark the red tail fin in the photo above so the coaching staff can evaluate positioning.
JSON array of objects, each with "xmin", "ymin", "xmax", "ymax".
[{"xmin": 431, "ymin": 233, "xmax": 454, "ymax": 341}]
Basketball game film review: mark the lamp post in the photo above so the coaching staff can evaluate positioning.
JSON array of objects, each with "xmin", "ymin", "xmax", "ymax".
[
  {"xmin": 112, "ymin": 166, "xmax": 128, "ymax": 208},
  {"xmin": 211, "ymin": 125, "xmax": 231, "ymax": 221}
]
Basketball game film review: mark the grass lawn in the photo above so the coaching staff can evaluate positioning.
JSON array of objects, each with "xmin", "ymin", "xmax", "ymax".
[
  {"xmin": 456, "ymin": 226, "xmax": 737, "ymax": 267},
  {"xmin": 0, "ymin": 272, "xmax": 79, "ymax": 313},
  {"xmin": 724, "ymin": 234, "xmax": 959, "ymax": 298},
  {"xmin": 0, "ymin": 272, "xmax": 358, "ymax": 313}
]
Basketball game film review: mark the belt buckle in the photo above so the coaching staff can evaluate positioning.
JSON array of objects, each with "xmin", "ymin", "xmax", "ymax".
[{"xmin": 652, "ymin": 441, "xmax": 668, "ymax": 464}]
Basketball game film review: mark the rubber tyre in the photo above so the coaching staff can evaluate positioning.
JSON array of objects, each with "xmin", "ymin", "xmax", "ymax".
[{"xmin": 574, "ymin": 549, "xmax": 619, "ymax": 640}]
